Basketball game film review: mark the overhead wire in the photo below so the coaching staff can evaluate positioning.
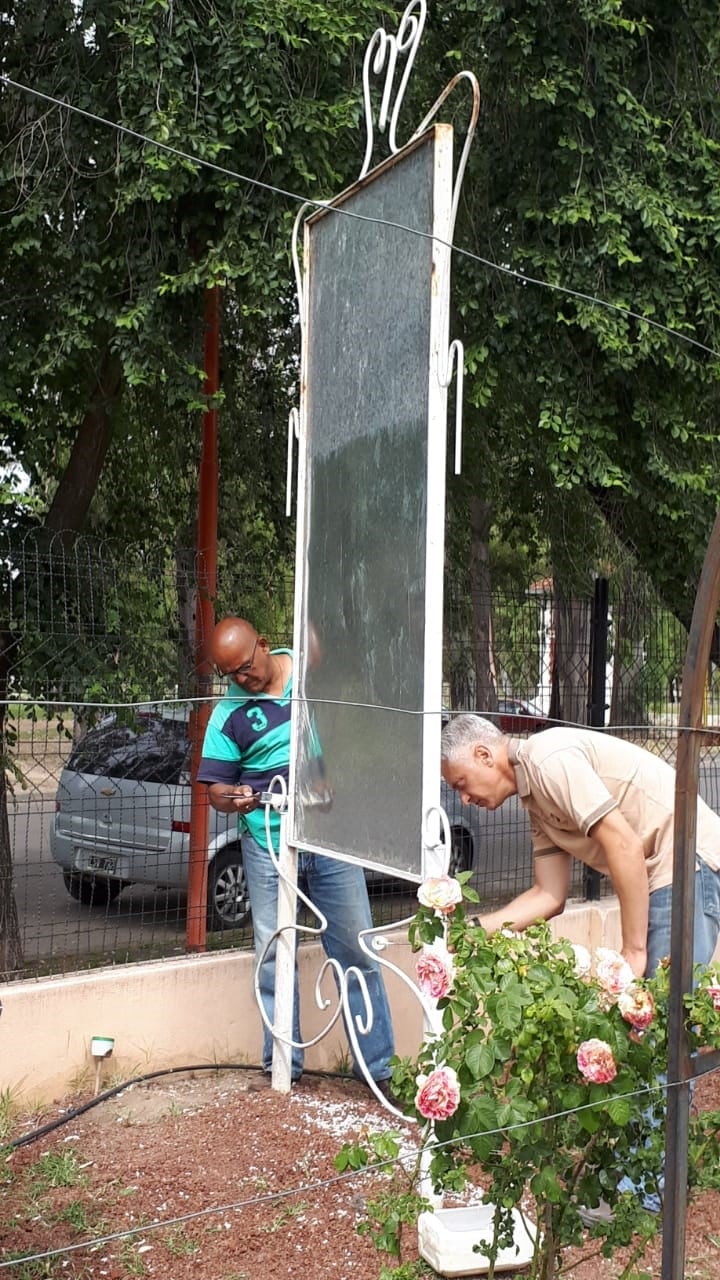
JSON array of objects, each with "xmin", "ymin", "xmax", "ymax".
[{"xmin": 2, "ymin": 74, "xmax": 720, "ymax": 364}]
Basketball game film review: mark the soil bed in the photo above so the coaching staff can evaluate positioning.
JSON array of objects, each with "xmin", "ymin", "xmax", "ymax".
[{"xmin": 2, "ymin": 1068, "xmax": 719, "ymax": 1279}]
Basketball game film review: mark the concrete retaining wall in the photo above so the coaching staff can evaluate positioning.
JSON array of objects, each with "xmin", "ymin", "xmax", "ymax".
[{"xmin": 2, "ymin": 899, "xmax": 716, "ymax": 1105}]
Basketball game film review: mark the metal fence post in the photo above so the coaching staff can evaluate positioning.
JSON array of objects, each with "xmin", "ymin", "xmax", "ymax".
[
  {"xmin": 662, "ymin": 510, "xmax": 720, "ymax": 1280},
  {"xmin": 583, "ymin": 575, "xmax": 609, "ymax": 901}
]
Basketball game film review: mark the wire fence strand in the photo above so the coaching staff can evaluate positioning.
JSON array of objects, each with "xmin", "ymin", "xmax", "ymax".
[{"xmin": 3, "ymin": 533, "xmax": 720, "ymax": 978}]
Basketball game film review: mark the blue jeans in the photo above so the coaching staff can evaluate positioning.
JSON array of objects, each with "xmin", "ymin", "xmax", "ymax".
[
  {"xmin": 645, "ymin": 860, "xmax": 720, "ymax": 978},
  {"xmin": 242, "ymin": 833, "xmax": 395, "ymax": 1082},
  {"xmin": 619, "ymin": 861, "xmax": 720, "ymax": 1210}
]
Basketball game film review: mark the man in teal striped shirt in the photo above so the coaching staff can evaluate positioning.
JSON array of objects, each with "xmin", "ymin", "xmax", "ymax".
[{"xmin": 198, "ymin": 616, "xmax": 395, "ymax": 1091}]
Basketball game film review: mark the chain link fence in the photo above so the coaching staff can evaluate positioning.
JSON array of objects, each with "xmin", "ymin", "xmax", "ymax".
[{"xmin": 3, "ymin": 531, "xmax": 719, "ymax": 981}]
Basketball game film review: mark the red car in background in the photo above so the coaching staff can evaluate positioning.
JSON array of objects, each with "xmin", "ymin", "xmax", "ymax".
[{"xmin": 494, "ymin": 698, "xmax": 549, "ymax": 735}]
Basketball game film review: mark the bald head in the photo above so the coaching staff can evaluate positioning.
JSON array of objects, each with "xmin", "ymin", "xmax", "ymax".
[
  {"xmin": 209, "ymin": 616, "xmax": 278, "ymax": 694},
  {"xmin": 210, "ymin": 617, "xmax": 258, "ymax": 667}
]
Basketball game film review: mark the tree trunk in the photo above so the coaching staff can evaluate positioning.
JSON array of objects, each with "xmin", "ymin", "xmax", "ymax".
[
  {"xmin": 446, "ymin": 619, "xmax": 478, "ymax": 710},
  {"xmin": 44, "ymin": 348, "xmax": 123, "ymax": 538},
  {"xmin": 468, "ymin": 496, "xmax": 498, "ymax": 711},
  {"xmin": 444, "ymin": 546, "xmax": 476, "ymax": 710}
]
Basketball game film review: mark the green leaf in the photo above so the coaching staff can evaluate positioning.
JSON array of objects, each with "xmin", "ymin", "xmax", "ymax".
[
  {"xmin": 465, "ymin": 1041, "xmax": 496, "ymax": 1080},
  {"xmin": 606, "ymin": 1097, "xmax": 632, "ymax": 1126}
]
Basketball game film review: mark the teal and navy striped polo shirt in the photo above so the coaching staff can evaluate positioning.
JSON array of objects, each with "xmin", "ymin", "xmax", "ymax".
[{"xmin": 197, "ymin": 648, "xmax": 292, "ymax": 849}]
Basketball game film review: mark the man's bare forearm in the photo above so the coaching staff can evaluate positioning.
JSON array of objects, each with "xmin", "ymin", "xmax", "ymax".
[
  {"xmin": 472, "ymin": 885, "xmax": 566, "ymax": 935},
  {"xmin": 590, "ymin": 811, "xmax": 649, "ymax": 976}
]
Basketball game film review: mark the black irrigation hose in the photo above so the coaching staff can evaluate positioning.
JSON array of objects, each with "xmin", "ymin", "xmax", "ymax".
[{"xmin": 5, "ymin": 1063, "xmax": 353, "ymax": 1151}]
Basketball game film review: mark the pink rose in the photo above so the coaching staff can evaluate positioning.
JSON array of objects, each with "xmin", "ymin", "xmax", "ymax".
[
  {"xmin": 416, "ymin": 953, "xmax": 453, "ymax": 1000},
  {"xmin": 706, "ymin": 984, "xmax": 720, "ymax": 1011},
  {"xmin": 415, "ymin": 1066, "xmax": 461, "ymax": 1120},
  {"xmin": 618, "ymin": 985, "xmax": 655, "ymax": 1031},
  {"xmin": 417, "ymin": 875, "xmax": 463, "ymax": 916},
  {"xmin": 577, "ymin": 1038, "xmax": 617, "ymax": 1085},
  {"xmin": 595, "ymin": 948, "xmax": 634, "ymax": 1003}
]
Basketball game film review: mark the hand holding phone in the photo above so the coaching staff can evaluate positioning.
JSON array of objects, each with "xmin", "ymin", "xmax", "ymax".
[{"xmin": 220, "ymin": 786, "xmax": 260, "ymax": 812}]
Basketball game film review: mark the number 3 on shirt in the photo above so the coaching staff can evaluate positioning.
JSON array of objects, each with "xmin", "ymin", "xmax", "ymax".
[{"xmin": 246, "ymin": 706, "xmax": 268, "ymax": 733}]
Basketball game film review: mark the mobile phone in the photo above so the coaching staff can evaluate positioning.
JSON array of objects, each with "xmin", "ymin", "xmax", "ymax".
[{"xmin": 221, "ymin": 790, "xmax": 278, "ymax": 806}]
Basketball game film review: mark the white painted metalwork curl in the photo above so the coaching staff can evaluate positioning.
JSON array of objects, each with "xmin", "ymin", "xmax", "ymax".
[
  {"xmin": 285, "ymin": 407, "xmax": 300, "ymax": 518},
  {"xmin": 438, "ymin": 339, "xmax": 465, "ymax": 476},
  {"xmin": 409, "ymin": 70, "xmax": 480, "ymax": 239},
  {"xmin": 359, "ymin": 6, "xmax": 479, "ymax": 484},
  {"xmin": 422, "ymin": 802, "xmax": 452, "ymax": 879},
  {"xmin": 352, "ymin": 915, "xmax": 448, "ymax": 1116},
  {"xmin": 252, "ymin": 776, "xmax": 456, "ymax": 1112},
  {"xmin": 291, "ymin": 199, "xmax": 328, "ymax": 340},
  {"xmin": 253, "ymin": 778, "xmax": 369, "ymax": 1055},
  {"xmin": 348, "ymin": 802, "xmax": 457, "ymax": 1111},
  {"xmin": 359, "ymin": 3, "xmax": 480, "ymax": 248},
  {"xmin": 360, "ymin": 0, "xmax": 427, "ymax": 180},
  {"xmin": 415, "ymin": 71, "xmax": 479, "ymax": 486}
]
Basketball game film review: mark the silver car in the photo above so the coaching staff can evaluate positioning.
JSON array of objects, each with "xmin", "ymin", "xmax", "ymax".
[
  {"xmin": 49, "ymin": 706, "xmax": 529, "ymax": 930},
  {"xmin": 49, "ymin": 706, "xmax": 250, "ymax": 931}
]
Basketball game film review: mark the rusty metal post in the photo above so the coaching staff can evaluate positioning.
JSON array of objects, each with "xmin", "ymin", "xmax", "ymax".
[
  {"xmin": 662, "ymin": 509, "xmax": 720, "ymax": 1280},
  {"xmin": 186, "ymin": 284, "xmax": 220, "ymax": 952}
]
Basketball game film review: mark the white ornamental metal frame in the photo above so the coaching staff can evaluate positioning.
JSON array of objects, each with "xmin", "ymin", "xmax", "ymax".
[{"xmin": 262, "ymin": 0, "xmax": 479, "ymax": 1107}]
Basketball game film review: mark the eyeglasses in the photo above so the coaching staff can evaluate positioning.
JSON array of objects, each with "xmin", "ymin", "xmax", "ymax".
[{"xmin": 216, "ymin": 637, "xmax": 259, "ymax": 682}]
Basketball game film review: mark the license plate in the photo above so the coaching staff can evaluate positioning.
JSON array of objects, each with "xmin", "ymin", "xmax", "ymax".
[{"xmin": 87, "ymin": 855, "xmax": 117, "ymax": 873}]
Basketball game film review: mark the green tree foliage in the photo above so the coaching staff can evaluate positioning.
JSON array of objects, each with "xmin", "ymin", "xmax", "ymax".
[
  {"xmin": 0, "ymin": 0, "xmax": 390, "ymax": 974},
  {"xmin": 0, "ymin": 0, "xmax": 386, "ymax": 539},
  {"xmin": 420, "ymin": 0, "xmax": 720, "ymax": 621}
]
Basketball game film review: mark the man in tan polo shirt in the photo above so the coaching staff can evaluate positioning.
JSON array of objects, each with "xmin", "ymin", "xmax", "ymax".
[{"xmin": 440, "ymin": 714, "xmax": 720, "ymax": 979}]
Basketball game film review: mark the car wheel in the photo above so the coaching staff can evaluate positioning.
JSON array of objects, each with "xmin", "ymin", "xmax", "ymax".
[
  {"xmin": 63, "ymin": 871, "xmax": 124, "ymax": 907},
  {"xmin": 447, "ymin": 827, "xmax": 473, "ymax": 877},
  {"xmin": 207, "ymin": 845, "xmax": 251, "ymax": 931}
]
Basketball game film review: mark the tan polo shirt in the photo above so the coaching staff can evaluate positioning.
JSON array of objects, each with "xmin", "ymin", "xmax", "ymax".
[{"xmin": 510, "ymin": 727, "xmax": 720, "ymax": 893}]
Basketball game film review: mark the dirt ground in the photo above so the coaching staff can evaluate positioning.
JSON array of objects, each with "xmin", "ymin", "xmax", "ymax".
[{"xmin": 2, "ymin": 1068, "xmax": 719, "ymax": 1279}]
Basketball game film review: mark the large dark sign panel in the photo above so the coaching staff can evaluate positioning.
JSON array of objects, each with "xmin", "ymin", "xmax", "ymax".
[{"xmin": 290, "ymin": 126, "xmax": 452, "ymax": 879}]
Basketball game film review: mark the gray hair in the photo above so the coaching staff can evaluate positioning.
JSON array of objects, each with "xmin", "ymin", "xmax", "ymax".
[{"xmin": 441, "ymin": 713, "xmax": 505, "ymax": 762}]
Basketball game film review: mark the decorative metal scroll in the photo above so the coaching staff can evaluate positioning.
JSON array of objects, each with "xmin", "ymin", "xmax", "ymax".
[
  {"xmin": 361, "ymin": 0, "xmax": 479, "ymax": 234},
  {"xmin": 287, "ymin": 4, "xmax": 479, "ymax": 506},
  {"xmin": 360, "ymin": 0, "xmax": 427, "ymax": 179},
  {"xmin": 255, "ymin": 788, "xmax": 450, "ymax": 1118}
]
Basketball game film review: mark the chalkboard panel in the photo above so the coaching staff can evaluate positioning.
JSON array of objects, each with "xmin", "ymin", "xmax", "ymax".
[{"xmin": 291, "ymin": 126, "xmax": 452, "ymax": 878}]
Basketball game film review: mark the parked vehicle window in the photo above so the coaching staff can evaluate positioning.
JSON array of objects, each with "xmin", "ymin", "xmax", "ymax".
[{"xmin": 67, "ymin": 714, "xmax": 189, "ymax": 785}]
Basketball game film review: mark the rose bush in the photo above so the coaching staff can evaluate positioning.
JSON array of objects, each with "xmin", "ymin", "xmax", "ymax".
[{"xmin": 339, "ymin": 874, "xmax": 720, "ymax": 1280}]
